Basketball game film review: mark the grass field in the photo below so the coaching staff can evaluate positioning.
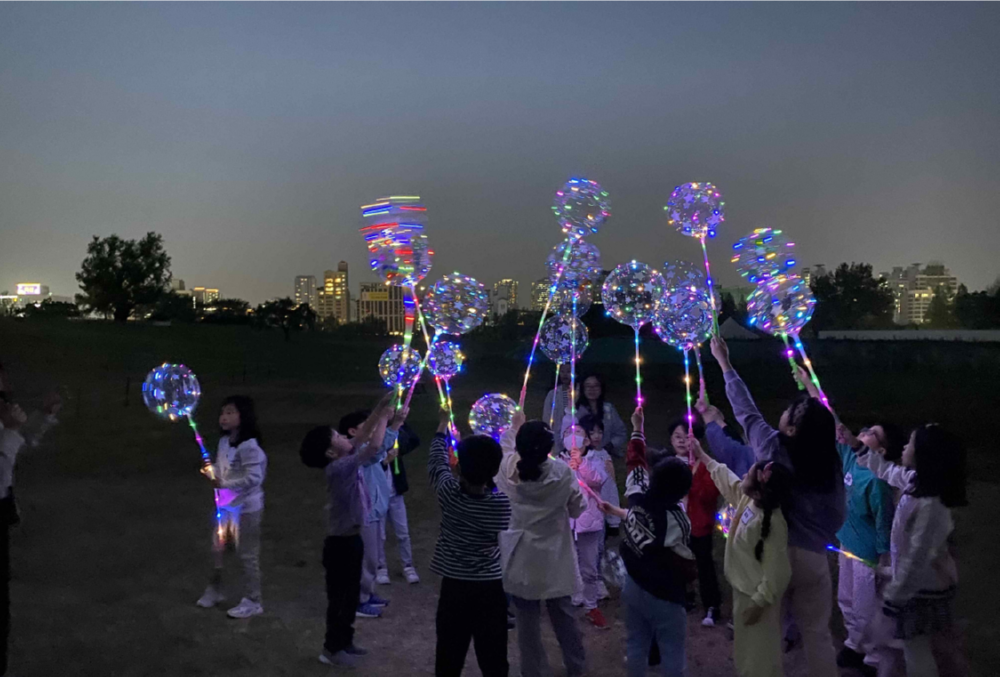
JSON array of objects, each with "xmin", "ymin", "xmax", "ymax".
[{"xmin": 0, "ymin": 319, "xmax": 995, "ymax": 676}]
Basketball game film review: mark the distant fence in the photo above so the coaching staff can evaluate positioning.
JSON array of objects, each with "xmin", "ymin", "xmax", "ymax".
[{"xmin": 818, "ymin": 330, "xmax": 1000, "ymax": 342}]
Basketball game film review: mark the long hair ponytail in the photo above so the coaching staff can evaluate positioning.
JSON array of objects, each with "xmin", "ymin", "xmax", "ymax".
[
  {"xmin": 752, "ymin": 462, "xmax": 792, "ymax": 562},
  {"xmin": 515, "ymin": 421, "xmax": 554, "ymax": 482}
]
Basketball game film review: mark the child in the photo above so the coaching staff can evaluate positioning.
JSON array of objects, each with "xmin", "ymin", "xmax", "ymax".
[
  {"xmin": 832, "ymin": 420, "xmax": 901, "ymax": 676},
  {"xmin": 429, "ymin": 407, "xmax": 511, "ymax": 677},
  {"xmin": 599, "ymin": 407, "xmax": 695, "ymax": 677},
  {"xmin": 858, "ymin": 424, "xmax": 967, "ymax": 677},
  {"xmin": 578, "ymin": 415, "xmax": 619, "ymax": 601},
  {"xmin": 708, "ymin": 336, "xmax": 843, "ymax": 677},
  {"xmin": 497, "ymin": 413, "xmax": 587, "ymax": 677},
  {"xmin": 667, "ymin": 414, "xmax": 724, "ymax": 627},
  {"xmin": 691, "ymin": 437, "xmax": 793, "ymax": 677},
  {"xmin": 338, "ymin": 408, "xmax": 400, "ymax": 617},
  {"xmin": 196, "ymin": 396, "xmax": 268, "ymax": 619},
  {"xmin": 377, "ymin": 422, "xmax": 421, "ymax": 585},
  {"xmin": 559, "ymin": 420, "xmax": 609, "ymax": 628},
  {"xmin": 299, "ymin": 393, "xmax": 400, "ymax": 669}
]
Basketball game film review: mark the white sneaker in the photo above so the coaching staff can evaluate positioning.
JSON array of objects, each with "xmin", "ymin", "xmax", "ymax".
[
  {"xmin": 227, "ymin": 597, "xmax": 264, "ymax": 619},
  {"xmin": 597, "ymin": 580, "xmax": 610, "ymax": 600},
  {"xmin": 571, "ymin": 594, "xmax": 583, "ymax": 607},
  {"xmin": 196, "ymin": 586, "xmax": 225, "ymax": 608},
  {"xmin": 375, "ymin": 568, "xmax": 391, "ymax": 585},
  {"xmin": 404, "ymin": 566, "xmax": 420, "ymax": 584}
]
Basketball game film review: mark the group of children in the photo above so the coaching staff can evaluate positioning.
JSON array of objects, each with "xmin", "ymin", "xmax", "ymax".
[{"xmin": 184, "ymin": 332, "xmax": 967, "ymax": 677}]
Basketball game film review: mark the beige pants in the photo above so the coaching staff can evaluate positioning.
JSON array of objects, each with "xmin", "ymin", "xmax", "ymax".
[
  {"xmin": 786, "ymin": 547, "xmax": 838, "ymax": 677},
  {"xmin": 733, "ymin": 590, "xmax": 783, "ymax": 677}
]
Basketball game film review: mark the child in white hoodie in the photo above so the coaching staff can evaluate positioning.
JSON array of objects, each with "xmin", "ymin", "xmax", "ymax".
[{"xmin": 196, "ymin": 396, "xmax": 268, "ymax": 619}]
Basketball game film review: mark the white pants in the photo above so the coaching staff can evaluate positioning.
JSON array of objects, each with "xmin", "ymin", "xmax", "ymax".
[
  {"xmin": 574, "ymin": 531, "xmax": 602, "ymax": 610},
  {"xmin": 377, "ymin": 494, "xmax": 413, "ymax": 569},
  {"xmin": 837, "ymin": 553, "xmax": 879, "ymax": 664}
]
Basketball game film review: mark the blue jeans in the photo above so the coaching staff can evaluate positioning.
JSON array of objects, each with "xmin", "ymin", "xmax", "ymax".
[{"xmin": 622, "ymin": 575, "xmax": 686, "ymax": 677}]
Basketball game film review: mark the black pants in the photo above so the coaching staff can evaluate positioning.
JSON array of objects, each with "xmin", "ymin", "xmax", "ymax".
[
  {"xmin": 323, "ymin": 534, "xmax": 364, "ymax": 655},
  {"xmin": 0, "ymin": 497, "xmax": 13, "ymax": 677},
  {"xmin": 435, "ymin": 577, "xmax": 508, "ymax": 677},
  {"xmin": 690, "ymin": 533, "xmax": 722, "ymax": 611}
]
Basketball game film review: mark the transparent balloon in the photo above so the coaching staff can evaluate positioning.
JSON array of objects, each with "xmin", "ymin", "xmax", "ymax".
[
  {"xmin": 366, "ymin": 227, "xmax": 433, "ymax": 287},
  {"xmin": 427, "ymin": 341, "xmax": 465, "ymax": 380},
  {"xmin": 424, "ymin": 272, "xmax": 491, "ymax": 336},
  {"xmin": 378, "ymin": 344, "xmax": 423, "ymax": 389},
  {"xmin": 653, "ymin": 287, "xmax": 714, "ymax": 351},
  {"xmin": 664, "ymin": 182, "xmax": 725, "ymax": 239},
  {"xmin": 539, "ymin": 314, "xmax": 589, "ymax": 365},
  {"xmin": 549, "ymin": 284, "xmax": 593, "ymax": 317},
  {"xmin": 601, "ymin": 261, "xmax": 666, "ymax": 329},
  {"xmin": 143, "ymin": 363, "xmax": 201, "ymax": 421},
  {"xmin": 747, "ymin": 274, "xmax": 815, "ymax": 335},
  {"xmin": 468, "ymin": 394, "xmax": 519, "ymax": 440},
  {"xmin": 662, "ymin": 260, "xmax": 706, "ymax": 293},
  {"xmin": 551, "ymin": 178, "xmax": 611, "ymax": 239},
  {"xmin": 546, "ymin": 238, "xmax": 602, "ymax": 297},
  {"xmin": 731, "ymin": 228, "xmax": 797, "ymax": 284}
]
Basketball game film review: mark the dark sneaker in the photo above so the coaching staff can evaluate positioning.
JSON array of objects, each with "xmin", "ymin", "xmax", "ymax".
[
  {"xmin": 366, "ymin": 594, "xmax": 390, "ymax": 607},
  {"xmin": 345, "ymin": 644, "xmax": 369, "ymax": 656},
  {"xmin": 355, "ymin": 603, "xmax": 382, "ymax": 619},
  {"xmin": 319, "ymin": 649, "xmax": 358, "ymax": 669}
]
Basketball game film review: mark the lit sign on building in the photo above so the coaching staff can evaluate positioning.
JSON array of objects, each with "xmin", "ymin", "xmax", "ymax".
[{"xmin": 16, "ymin": 284, "xmax": 41, "ymax": 295}]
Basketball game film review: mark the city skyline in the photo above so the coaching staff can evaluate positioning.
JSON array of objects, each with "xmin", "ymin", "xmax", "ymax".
[{"xmin": 2, "ymin": 4, "xmax": 999, "ymax": 304}]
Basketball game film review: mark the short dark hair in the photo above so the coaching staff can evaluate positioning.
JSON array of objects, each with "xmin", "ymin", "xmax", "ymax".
[
  {"xmin": 300, "ymin": 426, "xmax": 333, "ymax": 468},
  {"xmin": 457, "ymin": 435, "xmax": 503, "ymax": 486},
  {"xmin": 220, "ymin": 395, "xmax": 262, "ymax": 445},
  {"xmin": 912, "ymin": 425, "xmax": 967, "ymax": 508},
  {"xmin": 649, "ymin": 456, "xmax": 693, "ymax": 504},
  {"xmin": 877, "ymin": 422, "xmax": 907, "ymax": 463},
  {"xmin": 338, "ymin": 410, "xmax": 370, "ymax": 437},
  {"xmin": 578, "ymin": 414, "xmax": 604, "ymax": 436},
  {"xmin": 515, "ymin": 421, "xmax": 554, "ymax": 482},
  {"xmin": 667, "ymin": 412, "xmax": 706, "ymax": 448}
]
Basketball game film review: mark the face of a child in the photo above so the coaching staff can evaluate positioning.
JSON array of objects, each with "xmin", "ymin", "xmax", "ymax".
[
  {"xmin": 901, "ymin": 430, "xmax": 917, "ymax": 468},
  {"xmin": 219, "ymin": 404, "xmax": 241, "ymax": 433},
  {"xmin": 328, "ymin": 428, "xmax": 354, "ymax": 458},
  {"xmin": 563, "ymin": 425, "xmax": 585, "ymax": 452},
  {"xmin": 859, "ymin": 425, "xmax": 886, "ymax": 453},
  {"xmin": 587, "ymin": 426, "xmax": 604, "ymax": 450},
  {"xmin": 583, "ymin": 377, "xmax": 602, "ymax": 402},
  {"xmin": 670, "ymin": 425, "xmax": 689, "ymax": 457}
]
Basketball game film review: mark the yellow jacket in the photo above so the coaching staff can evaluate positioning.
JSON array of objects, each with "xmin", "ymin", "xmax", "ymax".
[{"xmin": 704, "ymin": 457, "xmax": 791, "ymax": 609}]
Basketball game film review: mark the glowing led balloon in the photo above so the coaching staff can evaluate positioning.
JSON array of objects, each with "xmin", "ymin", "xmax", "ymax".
[
  {"xmin": 539, "ymin": 314, "xmax": 589, "ymax": 365},
  {"xmin": 378, "ymin": 344, "xmax": 423, "ymax": 389},
  {"xmin": 551, "ymin": 178, "xmax": 610, "ymax": 239},
  {"xmin": 747, "ymin": 274, "xmax": 816, "ymax": 335},
  {"xmin": 469, "ymin": 394, "xmax": 519, "ymax": 440},
  {"xmin": 550, "ymin": 285, "xmax": 593, "ymax": 317},
  {"xmin": 360, "ymin": 196, "xmax": 434, "ymax": 287},
  {"xmin": 143, "ymin": 364, "xmax": 201, "ymax": 421},
  {"xmin": 731, "ymin": 228, "xmax": 797, "ymax": 284},
  {"xmin": 424, "ymin": 272, "xmax": 490, "ymax": 336},
  {"xmin": 665, "ymin": 182, "xmax": 725, "ymax": 239},
  {"xmin": 653, "ymin": 288, "xmax": 714, "ymax": 351},
  {"xmin": 546, "ymin": 238, "xmax": 602, "ymax": 295},
  {"xmin": 662, "ymin": 260, "xmax": 706, "ymax": 293},
  {"xmin": 601, "ymin": 261, "xmax": 666, "ymax": 329},
  {"xmin": 427, "ymin": 341, "xmax": 465, "ymax": 379}
]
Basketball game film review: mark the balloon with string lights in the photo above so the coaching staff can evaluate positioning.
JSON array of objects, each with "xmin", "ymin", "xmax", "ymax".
[
  {"xmin": 378, "ymin": 344, "xmax": 423, "ymax": 390},
  {"xmin": 602, "ymin": 261, "xmax": 666, "ymax": 405},
  {"xmin": 551, "ymin": 177, "xmax": 611, "ymax": 239},
  {"xmin": 731, "ymin": 227, "xmax": 797, "ymax": 284},
  {"xmin": 424, "ymin": 272, "xmax": 490, "ymax": 337},
  {"xmin": 143, "ymin": 363, "xmax": 227, "ymax": 544},
  {"xmin": 546, "ymin": 238, "xmax": 602, "ymax": 296},
  {"xmin": 664, "ymin": 181, "xmax": 725, "ymax": 333},
  {"xmin": 662, "ymin": 260, "xmax": 706, "ymax": 294},
  {"xmin": 427, "ymin": 340, "xmax": 465, "ymax": 379},
  {"xmin": 469, "ymin": 393, "xmax": 519, "ymax": 440},
  {"xmin": 550, "ymin": 285, "xmax": 593, "ymax": 317},
  {"xmin": 540, "ymin": 314, "xmax": 589, "ymax": 365}
]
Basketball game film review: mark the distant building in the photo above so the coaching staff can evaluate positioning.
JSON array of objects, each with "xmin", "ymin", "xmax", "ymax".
[
  {"xmin": 494, "ymin": 279, "xmax": 518, "ymax": 309},
  {"xmin": 880, "ymin": 263, "xmax": 959, "ymax": 325},
  {"xmin": 591, "ymin": 270, "xmax": 610, "ymax": 304},
  {"xmin": 294, "ymin": 275, "xmax": 318, "ymax": 309},
  {"xmin": 800, "ymin": 264, "xmax": 826, "ymax": 288},
  {"xmin": 192, "ymin": 287, "xmax": 220, "ymax": 305},
  {"xmin": 357, "ymin": 282, "xmax": 404, "ymax": 335},
  {"xmin": 530, "ymin": 278, "xmax": 550, "ymax": 311},
  {"xmin": 318, "ymin": 263, "xmax": 351, "ymax": 321},
  {"xmin": 15, "ymin": 283, "xmax": 50, "ymax": 298}
]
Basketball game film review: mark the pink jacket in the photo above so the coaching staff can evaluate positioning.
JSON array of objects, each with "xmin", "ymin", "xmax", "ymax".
[{"xmin": 561, "ymin": 450, "xmax": 608, "ymax": 535}]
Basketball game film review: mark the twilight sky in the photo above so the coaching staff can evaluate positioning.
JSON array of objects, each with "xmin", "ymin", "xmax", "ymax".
[{"xmin": 1, "ymin": 3, "xmax": 998, "ymax": 303}]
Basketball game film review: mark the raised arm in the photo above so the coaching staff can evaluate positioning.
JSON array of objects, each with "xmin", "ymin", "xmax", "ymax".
[
  {"xmin": 693, "ymin": 440, "xmax": 744, "ymax": 508},
  {"xmin": 427, "ymin": 432, "xmax": 456, "ymax": 494},
  {"xmin": 857, "ymin": 449, "xmax": 914, "ymax": 492}
]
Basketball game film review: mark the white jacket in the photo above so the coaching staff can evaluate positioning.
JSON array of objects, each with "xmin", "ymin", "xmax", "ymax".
[
  {"xmin": 214, "ymin": 437, "xmax": 267, "ymax": 513},
  {"xmin": 497, "ymin": 428, "xmax": 587, "ymax": 600}
]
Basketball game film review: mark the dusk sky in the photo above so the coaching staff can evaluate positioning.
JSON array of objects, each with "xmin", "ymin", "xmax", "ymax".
[{"xmin": 2, "ymin": 3, "xmax": 998, "ymax": 304}]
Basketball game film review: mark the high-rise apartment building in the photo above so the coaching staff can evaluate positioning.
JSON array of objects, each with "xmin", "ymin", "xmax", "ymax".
[
  {"xmin": 294, "ymin": 275, "xmax": 318, "ymax": 309},
  {"xmin": 317, "ymin": 262, "xmax": 351, "ymax": 321},
  {"xmin": 530, "ymin": 278, "xmax": 550, "ymax": 311},
  {"xmin": 494, "ymin": 279, "xmax": 518, "ymax": 309},
  {"xmin": 800, "ymin": 264, "xmax": 826, "ymax": 288},
  {"xmin": 357, "ymin": 282, "xmax": 405, "ymax": 335},
  {"xmin": 880, "ymin": 262, "xmax": 959, "ymax": 325},
  {"xmin": 192, "ymin": 287, "xmax": 220, "ymax": 305}
]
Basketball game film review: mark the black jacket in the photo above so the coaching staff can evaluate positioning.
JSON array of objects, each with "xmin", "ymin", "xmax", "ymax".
[{"xmin": 383, "ymin": 424, "xmax": 420, "ymax": 496}]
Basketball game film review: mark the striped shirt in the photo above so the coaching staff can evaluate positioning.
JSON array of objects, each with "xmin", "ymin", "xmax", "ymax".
[{"xmin": 428, "ymin": 434, "xmax": 511, "ymax": 580}]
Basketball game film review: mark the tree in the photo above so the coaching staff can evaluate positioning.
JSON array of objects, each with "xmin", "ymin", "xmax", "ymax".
[
  {"xmin": 953, "ymin": 284, "xmax": 1000, "ymax": 329},
  {"xmin": 254, "ymin": 298, "xmax": 316, "ymax": 341},
  {"xmin": 925, "ymin": 285, "xmax": 958, "ymax": 328},
  {"xmin": 22, "ymin": 299, "xmax": 81, "ymax": 320},
  {"xmin": 810, "ymin": 263, "xmax": 895, "ymax": 331},
  {"xmin": 149, "ymin": 292, "xmax": 197, "ymax": 323},
  {"xmin": 76, "ymin": 233, "xmax": 172, "ymax": 322},
  {"xmin": 201, "ymin": 298, "xmax": 252, "ymax": 325},
  {"xmin": 719, "ymin": 292, "xmax": 748, "ymax": 325}
]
